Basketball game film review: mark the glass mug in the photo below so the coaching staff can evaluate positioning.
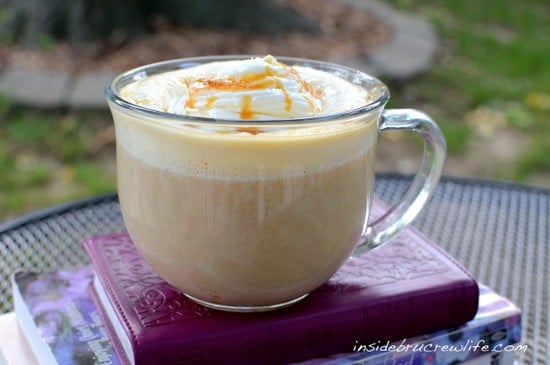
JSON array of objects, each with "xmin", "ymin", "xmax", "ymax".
[{"xmin": 105, "ymin": 56, "xmax": 446, "ymax": 312}]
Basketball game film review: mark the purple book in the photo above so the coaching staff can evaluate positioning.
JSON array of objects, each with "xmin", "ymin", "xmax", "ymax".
[
  {"xmin": 83, "ymin": 197, "xmax": 479, "ymax": 365},
  {"xmin": 11, "ymin": 266, "xmax": 122, "ymax": 365}
]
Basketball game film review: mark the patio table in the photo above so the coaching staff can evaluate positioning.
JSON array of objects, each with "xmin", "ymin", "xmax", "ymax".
[{"xmin": 0, "ymin": 173, "xmax": 548, "ymax": 364}]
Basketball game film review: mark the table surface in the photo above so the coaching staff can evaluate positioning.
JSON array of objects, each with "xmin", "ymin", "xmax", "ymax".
[{"xmin": 0, "ymin": 173, "xmax": 548, "ymax": 365}]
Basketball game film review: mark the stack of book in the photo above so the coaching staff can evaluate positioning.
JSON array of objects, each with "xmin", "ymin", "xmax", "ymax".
[{"xmin": 10, "ymin": 198, "xmax": 523, "ymax": 365}]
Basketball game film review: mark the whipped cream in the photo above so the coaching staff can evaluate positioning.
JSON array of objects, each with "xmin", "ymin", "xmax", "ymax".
[{"xmin": 120, "ymin": 56, "xmax": 369, "ymax": 120}]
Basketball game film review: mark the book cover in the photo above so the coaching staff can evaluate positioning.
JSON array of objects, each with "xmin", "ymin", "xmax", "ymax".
[
  {"xmin": 11, "ymin": 266, "xmax": 122, "ymax": 365},
  {"xmin": 294, "ymin": 283, "xmax": 521, "ymax": 365},
  {"xmin": 10, "ymin": 268, "xmax": 519, "ymax": 365},
  {"xmin": 83, "ymin": 198, "xmax": 480, "ymax": 365}
]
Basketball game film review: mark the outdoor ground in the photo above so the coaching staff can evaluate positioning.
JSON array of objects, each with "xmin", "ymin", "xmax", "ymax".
[
  {"xmin": 0, "ymin": 0, "xmax": 549, "ymax": 221},
  {"xmin": 384, "ymin": 0, "xmax": 550, "ymax": 188}
]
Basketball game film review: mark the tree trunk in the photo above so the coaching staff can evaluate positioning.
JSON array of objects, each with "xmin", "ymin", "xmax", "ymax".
[{"xmin": 0, "ymin": 0, "xmax": 319, "ymax": 47}]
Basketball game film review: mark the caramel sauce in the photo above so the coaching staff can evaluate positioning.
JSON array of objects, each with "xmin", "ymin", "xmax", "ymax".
[
  {"xmin": 235, "ymin": 126, "xmax": 263, "ymax": 135},
  {"xmin": 240, "ymin": 95, "xmax": 254, "ymax": 119},
  {"xmin": 185, "ymin": 95, "xmax": 195, "ymax": 109},
  {"xmin": 184, "ymin": 61, "xmax": 323, "ymax": 119},
  {"xmin": 205, "ymin": 96, "xmax": 218, "ymax": 109}
]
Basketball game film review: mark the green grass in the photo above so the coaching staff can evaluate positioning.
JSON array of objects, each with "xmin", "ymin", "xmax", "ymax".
[
  {"xmin": 386, "ymin": 0, "xmax": 550, "ymax": 180},
  {"xmin": 1, "ymin": 0, "xmax": 549, "ymax": 221},
  {"xmin": 0, "ymin": 99, "xmax": 116, "ymax": 221}
]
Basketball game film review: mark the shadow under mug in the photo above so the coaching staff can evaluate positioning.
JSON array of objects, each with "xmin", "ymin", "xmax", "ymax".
[{"xmin": 105, "ymin": 56, "xmax": 446, "ymax": 312}]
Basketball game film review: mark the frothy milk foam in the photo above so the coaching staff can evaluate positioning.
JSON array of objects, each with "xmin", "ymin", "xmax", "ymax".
[{"xmin": 112, "ymin": 56, "xmax": 380, "ymax": 307}]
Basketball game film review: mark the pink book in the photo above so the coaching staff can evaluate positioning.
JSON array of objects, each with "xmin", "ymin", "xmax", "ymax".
[{"xmin": 83, "ymin": 197, "xmax": 479, "ymax": 365}]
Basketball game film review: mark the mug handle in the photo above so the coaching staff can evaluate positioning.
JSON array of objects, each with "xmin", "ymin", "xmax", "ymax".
[{"xmin": 360, "ymin": 109, "xmax": 447, "ymax": 250}]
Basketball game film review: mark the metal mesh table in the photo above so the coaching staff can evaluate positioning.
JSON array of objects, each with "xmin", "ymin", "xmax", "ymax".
[{"xmin": 1, "ymin": 173, "xmax": 548, "ymax": 364}]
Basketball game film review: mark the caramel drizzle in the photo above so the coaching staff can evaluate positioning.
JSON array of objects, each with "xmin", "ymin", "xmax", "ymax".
[
  {"xmin": 236, "ymin": 126, "xmax": 262, "ymax": 135},
  {"xmin": 185, "ymin": 63, "xmax": 322, "ymax": 120},
  {"xmin": 240, "ymin": 95, "xmax": 253, "ymax": 120},
  {"xmin": 205, "ymin": 96, "xmax": 218, "ymax": 109}
]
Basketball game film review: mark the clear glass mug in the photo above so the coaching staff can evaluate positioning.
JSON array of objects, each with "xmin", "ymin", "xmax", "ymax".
[{"xmin": 105, "ymin": 56, "xmax": 446, "ymax": 312}]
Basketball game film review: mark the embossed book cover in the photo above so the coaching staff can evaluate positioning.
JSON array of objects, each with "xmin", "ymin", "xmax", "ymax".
[{"xmin": 84, "ymin": 197, "xmax": 480, "ymax": 365}]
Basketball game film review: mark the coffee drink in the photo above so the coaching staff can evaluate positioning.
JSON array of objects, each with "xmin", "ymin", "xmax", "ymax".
[
  {"xmin": 106, "ymin": 55, "xmax": 445, "ymax": 311},
  {"xmin": 112, "ymin": 56, "xmax": 378, "ymax": 307}
]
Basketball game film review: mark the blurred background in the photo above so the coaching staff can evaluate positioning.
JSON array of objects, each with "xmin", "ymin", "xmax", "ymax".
[{"xmin": 0, "ymin": 0, "xmax": 548, "ymax": 222}]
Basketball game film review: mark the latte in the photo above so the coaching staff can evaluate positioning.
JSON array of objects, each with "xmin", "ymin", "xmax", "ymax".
[{"xmin": 110, "ymin": 56, "xmax": 380, "ymax": 309}]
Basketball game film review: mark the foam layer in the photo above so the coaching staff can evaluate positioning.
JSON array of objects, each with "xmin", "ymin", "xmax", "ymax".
[
  {"xmin": 113, "ymin": 56, "xmax": 379, "ymax": 179},
  {"xmin": 113, "ymin": 109, "xmax": 378, "ymax": 180},
  {"xmin": 120, "ymin": 56, "xmax": 370, "ymax": 120}
]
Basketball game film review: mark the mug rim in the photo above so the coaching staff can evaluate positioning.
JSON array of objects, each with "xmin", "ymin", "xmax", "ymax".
[{"xmin": 105, "ymin": 55, "xmax": 390, "ymax": 126}]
